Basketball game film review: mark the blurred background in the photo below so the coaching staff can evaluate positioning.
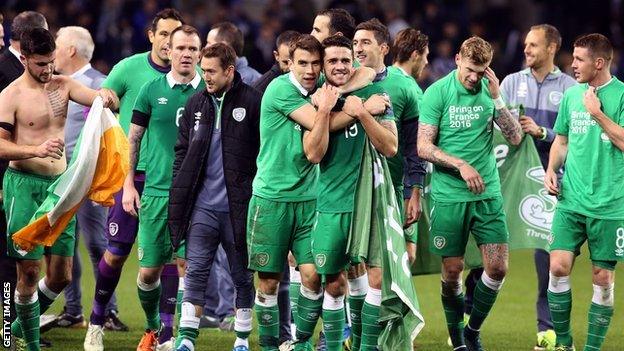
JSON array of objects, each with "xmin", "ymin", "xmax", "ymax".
[{"xmin": 1, "ymin": 0, "xmax": 622, "ymax": 88}]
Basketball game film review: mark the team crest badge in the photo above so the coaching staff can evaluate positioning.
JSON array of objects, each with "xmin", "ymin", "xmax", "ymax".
[
  {"xmin": 256, "ymin": 252, "xmax": 269, "ymax": 266},
  {"xmin": 13, "ymin": 243, "xmax": 27, "ymax": 257},
  {"xmin": 315, "ymin": 254, "xmax": 327, "ymax": 267},
  {"xmin": 233, "ymin": 107, "xmax": 246, "ymax": 122},
  {"xmin": 109, "ymin": 222, "xmax": 119, "ymax": 236},
  {"xmin": 433, "ymin": 236, "xmax": 446, "ymax": 249}
]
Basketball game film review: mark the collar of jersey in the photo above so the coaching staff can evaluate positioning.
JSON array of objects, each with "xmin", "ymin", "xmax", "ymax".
[
  {"xmin": 520, "ymin": 66, "xmax": 563, "ymax": 80},
  {"xmin": 288, "ymin": 71, "xmax": 312, "ymax": 96},
  {"xmin": 166, "ymin": 71, "xmax": 201, "ymax": 89},
  {"xmin": 373, "ymin": 67, "xmax": 388, "ymax": 82},
  {"xmin": 588, "ymin": 76, "xmax": 615, "ymax": 92}
]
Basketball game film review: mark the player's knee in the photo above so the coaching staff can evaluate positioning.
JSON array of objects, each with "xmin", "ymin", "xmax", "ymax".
[
  {"xmin": 485, "ymin": 264, "xmax": 507, "ymax": 281},
  {"xmin": 549, "ymin": 261, "xmax": 571, "ymax": 277},
  {"xmin": 20, "ymin": 267, "xmax": 40, "ymax": 287},
  {"xmin": 299, "ymin": 264, "xmax": 321, "ymax": 291},
  {"xmin": 592, "ymin": 268, "xmax": 614, "ymax": 286},
  {"xmin": 442, "ymin": 262, "xmax": 464, "ymax": 282},
  {"xmin": 138, "ymin": 269, "xmax": 160, "ymax": 285},
  {"xmin": 325, "ymin": 273, "xmax": 347, "ymax": 297},
  {"xmin": 104, "ymin": 250, "xmax": 128, "ymax": 268},
  {"xmin": 367, "ymin": 267, "xmax": 382, "ymax": 290},
  {"xmin": 258, "ymin": 277, "xmax": 279, "ymax": 295}
]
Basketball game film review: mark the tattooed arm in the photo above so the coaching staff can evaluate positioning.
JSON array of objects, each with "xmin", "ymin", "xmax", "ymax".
[
  {"xmin": 485, "ymin": 68, "xmax": 523, "ymax": 145},
  {"xmin": 417, "ymin": 122, "xmax": 485, "ymax": 194},
  {"xmin": 122, "ymin": 123, "xmax": 145, "ymax": 216}
]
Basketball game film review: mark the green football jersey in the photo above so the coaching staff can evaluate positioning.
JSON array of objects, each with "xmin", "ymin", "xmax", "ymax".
[
  {"xmin": 102, "ymin": 52, "xmax": 169, "ymax": 171},
  {"xmin": 132, "ymin": 73, "xmax": 205, "ymax": 196},
  {"xmin": 377, "ymin": 66, "xmax": 421, "ymax": 190},
  {"xmin": 317, "ymin": 84, "xmax": 395, "ymax": 212},
  {"xmin": 553, "ymin": 77, "xmax": 624, "ymax": 219},
  {"xmin": 420, "ymin": 69, "xmax": 500, "ymax": 202},
  {"xmin": 252, "ymin": 73, "xmax": 316, "ymax": 201}
]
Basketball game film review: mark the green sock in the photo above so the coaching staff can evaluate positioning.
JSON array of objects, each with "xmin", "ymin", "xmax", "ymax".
[
  {"xmin": 175, "ymin": 327, "xmax": 199, "ymax": 348},
  {"xmin": 323, "ymin": 307, "xmax": 346, "ymax": 351},
  {"xmin": 348, "ymin": 295, "xmax": 365, "ymax": 351},
  {"xmin": 295, "ymin": 289, "xmax": 322, "ymax": 345},
  {"xmin": 584, "ymin": 302, "xmax": 613, "ymax": 350},
  {"xmin": 15, "ymin": 298, "xmax": 40, "ymax": 351},
  {"xmin": 360, "ymin": 301, "xmax": 381, "ymax": 351},
  {"xmin": 441, "ymin": 292, "xmax": 466, "ymax": 347},
  {"xmin": 12, "ymin": 284, "xmax": 57, "ymax": 338},
  {"xmin": 548, "ymin": 289, "xmax": 573, "ymax": 346},
  {"xmin": 138, "ymin": 282, "xmax": 162, "ymax": 331},
  {"xmin": 256, "ymin": 302, "xmax": 279, "ymax": 350},
  {"xmin": 468, "ymin": 278, "xmax": 501, "ymax": 331},
  {"xmin": 289, "ymin": 281, "xmax": 301, "ymax": 325},
  {"xmin": 176, "ymin": 285, "xmax": 184, "ymax": 327}
]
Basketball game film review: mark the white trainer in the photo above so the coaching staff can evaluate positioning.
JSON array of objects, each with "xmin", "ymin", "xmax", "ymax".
[{"xmin": 83, "ymin": 323, "xmax": 104, "ymax": 351}]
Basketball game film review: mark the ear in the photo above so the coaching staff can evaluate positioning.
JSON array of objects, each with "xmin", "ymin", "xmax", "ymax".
[
  {"xmin": 273, "ymin": 50, "xmax": 279, "ymax": 61},
  {"xmin": 595, "ymin": 57, "xmax": 605, "ymax": 71},
  {"xmin": 455, "ymin": 53, "xmax": 461, "ymax": 66},
  {"xmin": 148, "ymin": 30, "xmax": 155, "ymax": 44},
  {"xmin": 68, "ymin": 45, "xmax": 77, "ymax": 58},
  {"xmin": 410, "ymin": 50, "xmax": 419, "ymax": 62},
  {"xmin": 380, "ymin": 42, "xmax": 390, "ymax": 56},
  {"xmin": 20, "ymin": 55, "xmax": 26, "ymax": 66}
]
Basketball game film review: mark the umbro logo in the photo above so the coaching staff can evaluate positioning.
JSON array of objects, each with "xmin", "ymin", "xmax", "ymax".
[
  {"xmin": 194, "ymin": 112, "xmax": 202, "ymax": 119},
  {"xmin": 158, "ymin": 97, "xmax": 168, "ymax": 105}
]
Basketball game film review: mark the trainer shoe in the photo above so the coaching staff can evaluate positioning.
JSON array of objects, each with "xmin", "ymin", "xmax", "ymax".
[
  {"xmin": 535, "ymin": 330, "xmax": 556, "ymax": 351},
  {"xmin": 279, "ymin": 340, "xmax": 294, "ymax": 351},
  {"xmin": 55, "ymin": 308, "xmax": 88, "ymax": 329},
  {"xmin": 315, "ymin": 331, "xmax": 326, "ymax": 351},
  {"xmin": 40, "ymin": 337, "xmax": 53, "ymax": 348},
  {"xmin": 553, "ymin": 345, "xmax": 575, "ymax": 351},
  {"xmin": 84, "ymin": 323, "xmax": 105, "ymax": 351},
  {"xmin": 198, "ymin": 315, "xmax": 220, "ymax": 329},
  {"xmin": 342, "ymin": 325, "xmax": 352, "ymax": 351},
  {"xmin": 219, "ymin": 315, "xmax": 236, "ymax": 332},
  {"xmin": 175, "ymin": 345, "xmax": 193, "ymax": 351},
  {"xmin": 137, "ymin": 329, "xmax": 158, "ymax": 351},
  {"xmin": 156, "ymin": 337, "xmax": 175, "ymax": 351},
  {"xmin": 104, "ymin": 309, "xmax": 130, "ymax": 332},
  {"xmin": 232, "ymin": 346, "xmax": 249, "ymax": 351},
  {"xmin": 39, "ymin": 314, "xmax": 57, "ymax": 333},
  {"xmin": 463, "ymin": 326, "xmax": 483, "ymax": 351},
  {"xmin": 447, "ymin": 313, "xmax": 470, "ymax": 347},
  {"xmin": 9, "ymin": 336, "xmax": 26, "ymax": 351}
]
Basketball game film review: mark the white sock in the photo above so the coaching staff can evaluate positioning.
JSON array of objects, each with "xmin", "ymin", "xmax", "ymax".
[
  {"xmin": 300, "ymin": 284, "xmax": 323, "ymax": 300},
  {"xmin": 481, "ymin": 272, "xmax": 504, "ymax": 291},
  {"xmin": 548, "ymin": 273, "xmax": 570, "ymax": 293},
  {"xmin": 322, "ymin": 292, "xmax": 345, "ymax": 311},
  {"xmin": 255, "ymin": 290, "xmax": 278, "ymax": 307},
  {"xmin": 364, "ymin": 287, "xmax": 381, "ymax": 307},
  {"xmin": 235, "ymin": 308, "xmax": 252, "ymax": 334},
  {"xmin": 38, "ymin": 278, "xmax": 60, "ymax": 300},
  {"xmin": 348, "ymin": 273, "xmax": 368, "ymax": 297},
  {"xmin": 592, "ymin": 283, "xmax": 614, "ymax": 306},
  {"xmin": 137, "ymin": 276, "xmax": 160, "ymax": 291},
  {"xmin": 290, "ymin": 266, "xmax": 302, "ymax": 283},
  {"xmin": 14, "ymin": 290, "xmax": 37, "ymax": 305},
  {"xmin": 179, "ymin": 302, "xmax": 200, "ymax": 329}
]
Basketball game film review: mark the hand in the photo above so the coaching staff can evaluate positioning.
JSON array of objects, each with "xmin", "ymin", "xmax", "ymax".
[
  {"xmin": 519, "ymin": 115, "xmax": 543, "ymax": 138},
  {"xmin": 343, "ymin": 95, "xmax": 364, "ymax": 119},
  {"xmin": 122, "ymin": 181, "xmax": 141, "ymax": 217},
  {"xmin": 363, "ymin": 94, "xmax": 390, "ymax": 115},
  {"xmin": 34, "ymin": 138, "xmax": 64, "ymax": 159},
  {"xmin": 316, "ymin": 84, "xmax": 339, "ymax": 113},
  {"xmin": 98, "ymin": 88, "xmax": 117, "ymax": 109},
  {"xmin": 544, "ymin": 168, "xmax": 559, "ymax": 196},
  {"xmin": 310, "ymin": 89, "xmax": 321, "ymax": 107},
  {"xmin": 406, "ymin": 241, "xmax": 416, "ymax": 265},
  {"xmin": 583, "ymin": 86, "xmax": 602, "ymax": 117},
  {"xmin": 484, "ymin": 67, "xmax": 500, "ymax": 99},
  {"xmin": 458, "ymin": 162, "xmax": 485, "ymax": 194},
  {"xmin": 404, "ymin": 187, "xmax": 422, "ymax": 226}
]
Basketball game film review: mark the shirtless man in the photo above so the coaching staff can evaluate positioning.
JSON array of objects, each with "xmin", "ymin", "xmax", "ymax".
[{"xmin": 0, "ymin": 28, "xmax": 116, "ymax": 351}]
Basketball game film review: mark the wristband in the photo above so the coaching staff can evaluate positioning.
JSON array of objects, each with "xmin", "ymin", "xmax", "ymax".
[
  {"xmin": 539, "ymin": 127, "xmax": 548, "ymax": 140},
  {"xmin": 493, "ymin": 96, "xmax": 506, "ymax": 110}
]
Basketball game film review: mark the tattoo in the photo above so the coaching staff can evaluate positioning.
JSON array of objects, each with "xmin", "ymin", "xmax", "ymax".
[
  {"xmin": 47, "ymin": 88, "xmax": 67, "ymax": 119},
  {"xmin": 481, "ymin": 243, "xmax": 509, "ymax": 273},
  {"xmin": 494, "ymin": 107, "xmax": 523, "ymax": 145},
  {"xmin": 128, "ymin": 125, "xmax": 146, "ymax": 170},
  {"xmin": 380, "ymin": 119, "xmax": 397, "ymax": 136},
  {"xmin": 417, "ymin": 123, "xmax": 463, "ymax": 169}
]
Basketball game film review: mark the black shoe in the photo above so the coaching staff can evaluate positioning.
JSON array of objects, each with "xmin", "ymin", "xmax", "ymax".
[
  {"xmin": 104, "ymin": 309, "xmax": 129, "ymax": 332},
  {"xmin": 464, "ymin": 326, "xmax": 483, "ymax": 351},
  {"xmin": 39, "ymin": 337, "xmax": 52, "ymax": 348},
  {"xmin": 40, "ymin": 309, "xmax": 86, "ymax": 333},
  {"xmin": 198, "ymin": 315, "xmax": 220, "ymax": 329}
]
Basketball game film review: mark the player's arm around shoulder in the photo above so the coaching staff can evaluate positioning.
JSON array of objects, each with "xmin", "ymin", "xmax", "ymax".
[{"xmin": 302, "ymin": 84, "xmax": 339, "ymax": 163}]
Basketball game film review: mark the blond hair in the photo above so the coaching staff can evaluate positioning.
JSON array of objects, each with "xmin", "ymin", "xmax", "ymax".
[{"xmin": 459, "ymin": 36, "xmax": 493, "ymax": 65}]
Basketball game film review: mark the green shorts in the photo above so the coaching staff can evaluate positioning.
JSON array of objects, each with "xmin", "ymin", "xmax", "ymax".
[
  {"xmin": 551, "ymin": 208, "xmax": 623, "ymax": 270},
  {"xmin": 395, "ymin": 187, "xmax": 417, "ymax": 243},
  {"xmin": 246, "ymin": 195, "xmax": 315, "ymax": 273},
  {"xmin": 137, "ymin": 195, "xmax": 173, "ymax": 267},
  {"xmin": 176, "ymin": 240, "xmax": 186, "ymax": 260},
  {"xmin": 311, "ymin": 212, "xmax": 350, "ymax": 275},
  {"xmin": 3, "ymin": 168, "xmax": 75, "ymax": 260},
  {"xmin": 429, "ymin": 197, "xmax": 508, "ymax": 257}
]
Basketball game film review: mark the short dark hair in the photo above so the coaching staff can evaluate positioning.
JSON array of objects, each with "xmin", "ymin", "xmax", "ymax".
[
  {"xmin": 393, "ymin": 28, "xmax": 429, "ymax": 64},
  {"xmin": 276, "ymin": 30, "xmax": 301, "ymax": 49},
  {"xmin": 322, "ymin": 34, "xmax": 352, "ymax": 52},
  {"xmin": 211, "ymin": 22, "xmax": 244, "ymax": 56},
  {"xmin": 318, "ymin": 8, "xmax": 356, "ymax": 39},
  {"xmin": 355, "ymin": 18, "xmax": 390, "ymax": 46},
  {"xmin": 11, "ymin": 11, "xmax": 47, "ymax": 42},
  {"xmin": 574, "ymin": 33, "xmax": 613, "ymax": 61},
  {"xmin": 150, "ymin": 8, "xmax": 184, "ymax": 34},
  {"xmin": 289, "ymin": 34, "xmax": 323, "ymax": 60},
  {"xmin": 201, "ymin": 42, "xmax": 236, "ymax": 70},
  {"xmin": 21, "ymin": 27, "xmax": 55, "ymax": 56},
  {"xmin": 530, "ymin": 24, "xmax": 562, "ymax": 52},
  {"xmin": 169, "ymin": 24, "xmax": 201, "ymax": 47}
]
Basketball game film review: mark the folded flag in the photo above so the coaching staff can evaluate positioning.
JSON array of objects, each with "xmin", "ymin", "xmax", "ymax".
[{"xmin": 12, "ymin": 97, "xmax": 129, "ymax": 251}]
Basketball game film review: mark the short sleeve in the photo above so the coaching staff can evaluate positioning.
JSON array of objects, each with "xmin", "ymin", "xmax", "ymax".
[
  {"xmin": 132, "ymin": 82, "xmax": 152, "ymax": 116},
  {"xmin": 101, "ymin": 61, "xmax": 127, "ymax": 98},
  {"xmin": 401, "ymin": 85, "xmax": 419, "ymax": 121},
  {"xmin": 553, "ymin": 92, "xmax": 569, "ymax": 135},
  {"xmin": 263, "ymin": 79, "xmax": 308, "ymax": 118},
  {"xmin": 419, "ymin": 83, "xmax": 443, "ymax": 126}
]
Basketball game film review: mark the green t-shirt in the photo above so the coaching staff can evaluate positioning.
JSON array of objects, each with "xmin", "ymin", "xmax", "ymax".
[
  {"xmin": 317, "ymin": 84, "xmax": 395, "ymax": 212},
  {"xmin": 132, "ymin": 73, "xmax": 205, "ymax": 196},
  {"xmin": 252, "ymin": 73, "xmax": 316, "ymax": 201},
  {"xmin": 420, "ymin": 69, "xmax": 500, "ymax": 202},
  {"xmin": 381, "ymin": 66, "xmax": 422, "ymax": 190},
  {"xmin": 553, "ymin": 78, "xmax": 624, "ymax": 219},
  {"xmin": 102, "ymin": 52, "xmax": 169, "ymax": 171}
]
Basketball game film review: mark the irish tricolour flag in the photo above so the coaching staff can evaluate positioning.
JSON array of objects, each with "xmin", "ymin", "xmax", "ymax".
[{"xmin": 12, "ymin": 97, "xmax": 129, "ymax": 251}]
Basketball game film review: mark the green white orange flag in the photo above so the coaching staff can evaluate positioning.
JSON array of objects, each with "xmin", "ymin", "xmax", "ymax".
[{"xmin": 12, "ymin": 97, "xmax": 129, "ymax": 251}]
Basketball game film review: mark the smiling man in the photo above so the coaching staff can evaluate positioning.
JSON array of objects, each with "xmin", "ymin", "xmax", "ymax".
[
  {"xmin": 545, "ymin": 33, "xmax": 624, "ymax": 351},
  {"xmin": 417, "ymin": 36, "xmax": 523, "ymax": 351}
]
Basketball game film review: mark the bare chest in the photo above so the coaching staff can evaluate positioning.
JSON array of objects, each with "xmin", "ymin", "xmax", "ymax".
[{"xmin": 16, "ymin": 83, "xmax": 70, "ymax": 131}]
